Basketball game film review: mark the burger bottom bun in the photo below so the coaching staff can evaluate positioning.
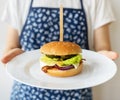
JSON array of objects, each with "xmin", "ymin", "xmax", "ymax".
[{"xmin": 46, "ymin": 63, "xmax": 83, "ymax": 77}]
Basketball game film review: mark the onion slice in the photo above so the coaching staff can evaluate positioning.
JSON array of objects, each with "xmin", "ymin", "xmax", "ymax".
[{"xmin": 54, "ymin": 64, "xmax": 74, "ymax": 70}]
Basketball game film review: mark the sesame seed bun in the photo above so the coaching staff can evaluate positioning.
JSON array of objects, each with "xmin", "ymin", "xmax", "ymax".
[{"xmin": 40, "ymin": 41, "xmax": 82, "ymax": 55}]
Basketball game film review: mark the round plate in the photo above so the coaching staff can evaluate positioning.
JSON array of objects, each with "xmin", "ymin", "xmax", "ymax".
[{"xmin": 6, "ymin": 49, "xmax": 117, "ymax": 90}]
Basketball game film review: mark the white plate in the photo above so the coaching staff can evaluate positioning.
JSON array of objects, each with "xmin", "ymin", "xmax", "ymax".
[{"xmin": 6, "ymin": 49, "xmax": 117, "ymax": 90}]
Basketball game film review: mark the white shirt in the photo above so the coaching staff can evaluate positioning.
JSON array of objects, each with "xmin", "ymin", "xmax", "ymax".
[{"xmin": 1, "ymin": 0, "xmax": 115, "ymax": 50}]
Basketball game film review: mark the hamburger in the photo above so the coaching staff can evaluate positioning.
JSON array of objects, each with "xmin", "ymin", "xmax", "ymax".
[{"xmin": 40, "ymin": 41, "xmax": 83, "ymax": 77}]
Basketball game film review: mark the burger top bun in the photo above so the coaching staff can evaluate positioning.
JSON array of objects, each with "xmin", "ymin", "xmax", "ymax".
[{"xmin": 40, "ymin": 41, "xmax": 82, "ymax": 56}]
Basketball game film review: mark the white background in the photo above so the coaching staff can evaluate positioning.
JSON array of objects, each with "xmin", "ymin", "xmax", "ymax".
[{"xmin": 0, "ymin": 0, "xmax": 120, "ymax": 100}]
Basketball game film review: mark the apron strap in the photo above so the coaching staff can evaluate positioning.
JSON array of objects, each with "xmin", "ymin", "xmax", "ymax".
[
  {"xmin": 80, "ymin": 0, "xmax": 84, "ymax": 10},
  {"xmin": 30, "ymin": 0, "xmax": 34, "ymax": 8},
  {"xmin": 26, "ymin": 0, "xmax": 34, "ymax": 19}
]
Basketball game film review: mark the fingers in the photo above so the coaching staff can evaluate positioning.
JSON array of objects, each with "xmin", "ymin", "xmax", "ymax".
[
  {"xmin": 98, "ymin": 50, "xmax": 119, "ymax": 60},
  {"xmin": 107, "ymin": 51, "xmax": 119, "ymax": 60},
  {"xmin": 1, "ymin": 48, "xmax": 24, "ymax": 64}
]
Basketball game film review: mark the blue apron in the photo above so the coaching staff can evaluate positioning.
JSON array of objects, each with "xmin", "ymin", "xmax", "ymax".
[{"xmin": 11, "ymin": 0, "xmax": 92, "ymax": 99}]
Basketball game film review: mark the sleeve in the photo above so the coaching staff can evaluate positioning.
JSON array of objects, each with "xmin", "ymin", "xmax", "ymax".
[
  {"xmin": 1, "ymin": 0, "xmax": 19, "ymax": 30},
  {"xmin": 94, "ymin": 0, "xmax": 116, "ymax": 29}
]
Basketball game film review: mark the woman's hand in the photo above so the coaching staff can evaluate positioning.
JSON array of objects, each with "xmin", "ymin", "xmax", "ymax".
[
  {"xmin": 1, "ymin": 26, "xmax": 24, "ymax": 64},
  {"xmin": 97, "ymin": 50, "xmax": 119, "ymax": 60},
  {"xmin": 1, "ymin": 48, "xmax": 24, "ymax": 64}
]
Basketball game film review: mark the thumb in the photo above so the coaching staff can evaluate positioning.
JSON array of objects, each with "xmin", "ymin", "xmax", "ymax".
[
  {"xmin": 98, "ymin": 50, "xmax": 119, "ymax": 60},
  {"xmin": 1, "ymin": 48, "xmax": 24, "ymax": 64}
]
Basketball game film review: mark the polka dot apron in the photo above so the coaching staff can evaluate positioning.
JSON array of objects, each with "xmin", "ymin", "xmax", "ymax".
[{"xmin": 11, "ymin": 0, "xmax": 92, "ymax": 99}]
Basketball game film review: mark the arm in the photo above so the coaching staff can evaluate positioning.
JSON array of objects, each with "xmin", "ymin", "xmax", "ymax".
[
  {"xmin": 94, "ymin": 24, "xmax": 119, "ymax": 60},
  {"xmin": 1, "ymin": 26, "xmax": 24, "ymax": 64},
  {"xmin": 94, "ymin": 24, "xmax": 111, "ymax": 51}
]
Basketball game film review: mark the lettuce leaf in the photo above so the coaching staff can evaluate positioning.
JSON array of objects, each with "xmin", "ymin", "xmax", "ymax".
[
  {"xmin": 63, "ymin": 54, "xmax": 82, "ymax": 66},
  {"xmin": 40, "ymin": 54, "xmax": 82, "ymax": 66}
]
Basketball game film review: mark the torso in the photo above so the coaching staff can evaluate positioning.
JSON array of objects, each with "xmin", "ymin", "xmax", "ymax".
[{"xmin": 11, "ymin": 0, "xmax": 92, "ymax": 99}]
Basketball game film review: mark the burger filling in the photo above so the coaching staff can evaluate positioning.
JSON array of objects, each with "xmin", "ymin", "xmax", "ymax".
[{"xmin": 40, "ymin": 54, "xmax": 82, "ymax": 72}]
